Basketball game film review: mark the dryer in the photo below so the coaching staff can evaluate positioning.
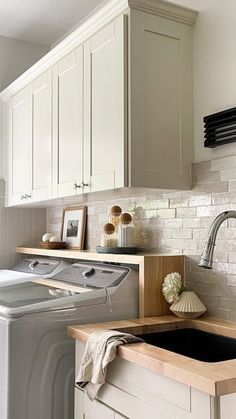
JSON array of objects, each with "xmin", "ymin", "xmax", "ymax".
[{"xmin": 0, "ymin": 261, "xmax": 139, "ymax": 419}]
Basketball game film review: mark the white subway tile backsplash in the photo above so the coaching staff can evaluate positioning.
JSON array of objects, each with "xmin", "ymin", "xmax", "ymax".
[
  {"xmin": 228, "ymin": 180, "xmax": 236, "ymax": 192},
  {"xmin": 206, "ymin": 307, "xmax": 230, "ymax": 320},
  {"xmin": 171, "ymin": 229, "xmax": 192, "ymax": 239},
  {"xmin": 192, "ymin": 160, "xmax": 211, "ymax": 175},
  {"xmin": 211, "ymin": 155, "xmax": 236, "ymax": 171},
  {"xmin": 150, "ymin": 199, "xmax": 169, "ymax": 209},
  {"xmin": 46, "ymin": 153, "xmax": 236, "ymax": 321},
  {"xmin": 162, "ymin": 238, "xmax": 184, "ymax": 249},
  {"xmin": 197, "ymin": 205, "xmax": 232, "ymax": 217},
  {"xmin": 169, "ymin": 197, "xmax": 189, "ymax": 208},
  {"xmin": 215, "ymin": 262, "xmax": 236, "ymax": 275},
  {"xmin": 183, "ymin": 218, "xmax": 202, "ymax": 228},
  {"xmin": 183, "ymin": 249, "xmax": 201, "ymax": 256},
  {"xmin": 218, "ymin": 297, "xmax": 236, "ymax": 310},
  {"xmin": 144, "ymin": 210, "xmax": 157, "ymax": 219},
  {"xmin": 157, "ymin": 209, "xmax": 175, "ymax": 219},
  {"xmin": 176, "ymin": 207, "xmax": 196, "ymax": 218},
  {"xmin": 192, "ymin": 229, "xmax": 208, "ymax": 239},
  {"xmin": 229, "ymin": 253, "xmax": 236, "ymax": 263},
  {"xmin": 189, "ymin": 195, "xmax": 211, "ymax": 207},
  {"xmin": 193, "ymin": 170, "xmax": 220, "ymax": 185},
  {"xmin": 182, "ymin": 239, "xmax": 198, "ymax": 249},
  {"xmin": 221, "ymin": 168, "xmax": 236, "ymax": 181},
  {"xmin": 192, "ymin": 181, "xmax": 228, "ymax": 193},
  {"xmin": 164, "ymin": 219, "xmax": 183, "ymax": 228},
  {"xmin": 163, "ymin": 229, "xmax": 172, "ymax": 239},
  {"xmin": 98, "ymin": 213, "xmax": 108, "ymax": 223}
]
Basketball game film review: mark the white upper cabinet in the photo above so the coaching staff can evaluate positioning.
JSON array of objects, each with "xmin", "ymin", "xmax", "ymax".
[
  {"xmin": 7, "ymin": 71, "xmax": 52, "ymax": 206},
  {"xmin": 31, "ymin": 70, "xmax": 52, "ymax": 201},
  {"xmin": 129, "ymin": 9, "xmax": 193, "ymax": 190},
  {"xmin": 84, "ymin": 15, "xmax": 127, "ymax": 193},
  {"xmin": 1, "ymin": 0, "xmax": 197, "ymax": 206},
  {"xmin": 53, "ymin": 47, "xmax": 83, "ymax": 198},
  {"xmin": 7, "ymin": 87, "xmax": 32, "ymax": 205}
]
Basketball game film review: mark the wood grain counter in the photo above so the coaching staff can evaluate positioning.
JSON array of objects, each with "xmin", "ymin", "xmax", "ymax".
[{"xmin": 68, "ymin": 315, "xmax": 236, "ymax": 397}]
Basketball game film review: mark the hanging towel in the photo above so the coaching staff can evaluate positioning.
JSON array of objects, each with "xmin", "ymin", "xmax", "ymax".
[{"xmin": 76, "ymin": 329, "xmax": 143, "ymax": 400}]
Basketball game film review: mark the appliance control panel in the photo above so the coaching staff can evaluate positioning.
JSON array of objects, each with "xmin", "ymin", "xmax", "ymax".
[
  {"xmin": 11, "ymin": 258, "xmax": 62, "ymax": 275},
  {"xmin": 54, "ymin": 263, "xmax": 129, "ymax": 288}
]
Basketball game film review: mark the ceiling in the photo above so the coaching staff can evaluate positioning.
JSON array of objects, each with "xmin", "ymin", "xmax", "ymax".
[{"xmin": 0, "ymin": 0, "xmax": 107, "ymax": 46}]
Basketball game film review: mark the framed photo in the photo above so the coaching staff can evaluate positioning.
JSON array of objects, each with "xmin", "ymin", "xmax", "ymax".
[{"xmin": 61, "ymin": 206, "xmax": 87, "ymax": 249}]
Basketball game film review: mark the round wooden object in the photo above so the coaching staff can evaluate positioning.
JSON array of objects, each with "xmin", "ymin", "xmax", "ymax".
[
  {"xmin": 121, "ymin": 212, "xmax": 132, "ymax": 224},
  {"xmin": 110, "ymin": 205, "xmax": 122, "ymax": 216},
  {"xmin": 103, "ymin": 223, "xmax": 115, "ymax": 234}
]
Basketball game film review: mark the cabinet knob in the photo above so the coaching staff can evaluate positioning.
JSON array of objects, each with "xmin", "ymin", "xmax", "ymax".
[
  {"xmin": 21, "ymin": 195, "xmax": 25, "ymax": 200},
  {"xmin": 81, "ymin": 182, "xmax": 89, "ymax": 188},
  {"xmin": 73, "ymin": 183, "xmax": 82, "ymax": 190},
  {"xmin": 26, "ymin": 193, "xmax": 31, "ymax": 199}
]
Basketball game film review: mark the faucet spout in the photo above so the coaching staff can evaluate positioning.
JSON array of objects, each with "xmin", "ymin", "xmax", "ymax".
[{"xmin": 199, "ymin": 210, "xmax": 236, "ymax": 269}]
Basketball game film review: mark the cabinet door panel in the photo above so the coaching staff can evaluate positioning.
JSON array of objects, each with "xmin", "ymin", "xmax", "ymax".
[
  {"xmin": 84, "ymin": 392, "xmax": 114, "ymax": 419},
  {"xmin": 75, "ymin": 388, "xmax": 84, "ymax": 419},
  {"xmin": 53, "ymin": 47, "xmax": 83, "ymax": 198},
  {"xmin": 130, "ymin": 9, "xmax": 193, "ymax": 190},
  {"xmin": 84, "ymin": 15, "xmax": 127, "ymax": 193},
  {"xmin": 31, "ymin": 70, "xmax": 52, "ymax": 201},
  {"xmin": 75, "ymin": 388, "xmax": 114, "ymax": 419},
  {"xmin": 8, "ymin": 88, "xmax": 31, "ymax": 205}
]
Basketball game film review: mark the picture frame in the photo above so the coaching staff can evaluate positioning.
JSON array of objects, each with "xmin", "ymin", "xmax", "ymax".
[{"xmin": 61, "ymin": 206, "xmax": 87, "ymax": 249}]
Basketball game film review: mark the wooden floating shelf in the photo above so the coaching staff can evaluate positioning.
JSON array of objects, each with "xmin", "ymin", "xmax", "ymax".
[
  {"xmin": 17, "ymin": 246, "xmax": 148, "ymax": 264},
  {"xmin": 16, "ymin": 246, "xmax": 184, "ymax": 318}
]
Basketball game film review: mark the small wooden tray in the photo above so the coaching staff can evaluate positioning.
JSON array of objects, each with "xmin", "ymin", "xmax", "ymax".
[
  {"xmin": 96, "ymin": 246, "xmax": 139, "ymax": 254},
  {"xmin": 40, "ymin": 241, "xmax": 67, "ymax": 250}
]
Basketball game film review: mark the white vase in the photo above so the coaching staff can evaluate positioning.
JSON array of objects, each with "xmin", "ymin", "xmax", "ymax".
[{"xmin": 170, "ymin": 291, "xmax": 206, "ymax": 319}]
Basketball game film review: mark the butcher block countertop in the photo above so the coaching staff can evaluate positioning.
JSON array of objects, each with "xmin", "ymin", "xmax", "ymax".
[{"xmin": 68, "ymin": 315, "xmax": 236, "ymax": 397}]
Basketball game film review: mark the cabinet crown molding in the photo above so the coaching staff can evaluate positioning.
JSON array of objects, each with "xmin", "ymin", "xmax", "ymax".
[
  {"xmin": 129, "ymin": 0, "xmax": 197, "ymax": 26},
  {"xmin": 0, "ymin": 0, "xmax": 197, "ymax": 102}
]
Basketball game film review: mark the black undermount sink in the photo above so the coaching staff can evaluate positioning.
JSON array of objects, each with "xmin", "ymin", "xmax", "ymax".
[{"xmin": 138, "ymin": 328, "xmax": 236, "ymax": 363}]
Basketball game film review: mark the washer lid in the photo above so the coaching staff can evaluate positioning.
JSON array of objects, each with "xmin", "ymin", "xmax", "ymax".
[
  {"xmin": 0, "ymin": 280, "xmax": 106, "ymax": 317},
  {"xmin": 0, "ymin": 270, "xmax": 38, "ymax": 282}
]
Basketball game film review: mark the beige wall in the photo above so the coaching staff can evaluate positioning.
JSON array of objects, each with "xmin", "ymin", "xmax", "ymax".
[
  {"xmin": 169, "ymin": 0, "xmax": 236, "ymax": 163},
  {"xmin": 0, "ymin": 35, "xmax": 49, "ymax": 91}
]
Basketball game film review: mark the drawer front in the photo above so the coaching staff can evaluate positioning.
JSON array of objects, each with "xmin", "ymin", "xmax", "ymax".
[
  {"xmin": 106, "ymin": 358, "xmax": 191, "ymax": 411},
  {"xmin": 98, "ymin": 382, "xmax": 190, "ymax": 419},
  {"xmin": 75, "ymin": 388, "xmax": 114, "ymax": 419}
]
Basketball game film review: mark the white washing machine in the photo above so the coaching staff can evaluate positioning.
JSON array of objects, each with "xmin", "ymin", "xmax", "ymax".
[
  {"xmin": 0, "ymin": 261, "xmax": 139, "ymax": 419},
  {"xmin": 0, "ymin": 258, "xmax": 69, "ymax": 285}
]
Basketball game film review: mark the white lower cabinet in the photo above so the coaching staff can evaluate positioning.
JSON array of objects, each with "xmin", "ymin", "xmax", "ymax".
[
  {"xmin": 74, "ymin": 341, "xmax": 235, "ymax": 419},
  {"xmin": 75, "ymin": 389, "xmax": 116, "ymax": 419}
]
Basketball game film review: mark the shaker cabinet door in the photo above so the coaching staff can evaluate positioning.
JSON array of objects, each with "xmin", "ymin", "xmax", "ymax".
[
  {"xmin": 84, "ymin": 15, "xmax": 127, "ymax": 193},
  {"xmin": 129, "ymin": 10, "xmax": 193, "ymax": 190},
  {"xmin": 75, "ymin": 388, "xmax": 115, "ymax": 419},
  {"xmin": 53, "ymin": 46, "xmax": 83, "ymax": 198},
  {"xmin": 7, "ymin": 87, "xmax": 32, "ymax": 205},
  {"xmin": 31, "ymin": 70, "xmax": 52, "ymax": 201}
]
